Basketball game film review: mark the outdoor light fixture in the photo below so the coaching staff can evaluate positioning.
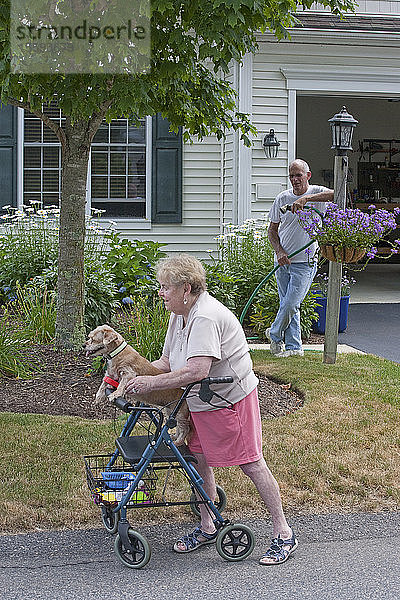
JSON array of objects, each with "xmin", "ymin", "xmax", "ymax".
[
  {"xmin": 263, "ymin": 129, "xmax": 280, "ymax": 158},
  {"xmin": 328, "ymin": 106, "xmax": 358, "ymax": 153}
]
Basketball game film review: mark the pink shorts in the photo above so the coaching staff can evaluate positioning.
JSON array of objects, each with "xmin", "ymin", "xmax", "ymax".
[{"xmin": 188, "ymin": 388, "xmax": 263, "ymax": 467}]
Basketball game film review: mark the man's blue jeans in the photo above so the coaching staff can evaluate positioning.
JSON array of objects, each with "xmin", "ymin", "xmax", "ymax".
[{"xmin": 270, "ymin": 261, "xmax": 317, "ymax": 351}]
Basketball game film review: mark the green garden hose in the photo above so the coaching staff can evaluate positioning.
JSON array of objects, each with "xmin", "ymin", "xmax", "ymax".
[
  {"xmin": 239, "ymin": 205, "xmax": 324, "ymax": 330},
  {"xmin": 239, "ymin": 240, "xmax": 315, "ymax": 328}
]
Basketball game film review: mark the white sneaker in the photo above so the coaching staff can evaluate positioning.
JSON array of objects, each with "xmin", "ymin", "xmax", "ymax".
[
  {"xmin": 265, "ymin": 327, "xmax": 284, "ymax": 355},
  {"xmin": 275, "ymin": 349, "xmax": 304, "ymax": 358}
]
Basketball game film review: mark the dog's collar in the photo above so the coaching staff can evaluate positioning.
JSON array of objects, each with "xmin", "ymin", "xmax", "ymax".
[
  {"xmin": 105, "ymin": 340, "xmax": 127, "ymax": 360},
  {"xmin": 103, "ymin": 375, "xmax": 119, "ymax": 388}
]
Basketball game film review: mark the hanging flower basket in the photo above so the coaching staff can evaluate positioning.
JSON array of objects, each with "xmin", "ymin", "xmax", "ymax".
[
  {"xmin": 319, "ymin": 244, "xmax": 366, "ymax": 263},
  {"xmin": 297, "ymin": 203, "xmax": 400, "ymax": 262}
]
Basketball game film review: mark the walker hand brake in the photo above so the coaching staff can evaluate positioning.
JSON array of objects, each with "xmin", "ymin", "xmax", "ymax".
[{"xmin": 198, "ymin": 376, "xmax": 234, "ymax": 408}]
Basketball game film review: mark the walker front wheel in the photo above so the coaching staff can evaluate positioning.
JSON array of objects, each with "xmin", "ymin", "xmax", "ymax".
[
  {"xmin": 189, "ymin": 485, "xmax": 227, "ymax": 517},
  {"xmin": 114, "ymin": 528, "xmax": 151, "ymax": 569},
  {"xmin": 101, "ymin": 505, "xmax": 120, "ymax": 534},
  {"xmin": 216, "ymin": 523, "xmax": 255, "ymax": 562}
]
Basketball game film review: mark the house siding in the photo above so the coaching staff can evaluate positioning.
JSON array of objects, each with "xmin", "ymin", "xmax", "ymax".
[
  {"xmin": 248, "ymin": 31, "xmax": 400, "ymax": 217},
  {"xmin": 251, "ymin": 63, "xmax": 289, "ymax": 218},
  {"xmin": 105, "ymin": 137, "xmax": 222, "ymax": 258}
]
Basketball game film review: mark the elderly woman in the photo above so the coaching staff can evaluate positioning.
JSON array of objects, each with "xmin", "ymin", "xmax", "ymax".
[{"xmin": 125, "ymin": 254, "xmax": 297, "ymax": 566}]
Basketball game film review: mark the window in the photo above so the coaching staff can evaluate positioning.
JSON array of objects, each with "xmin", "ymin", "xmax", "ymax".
[
  {"xmin": 23, "ymin": 104, "xmax": 147, "ymax": 218},
  {"xmin": 91, "ymin": 119, "xmax": 146, "ymax": 218},
  {"xmin": 23, "ymin": 104, "xmax": 62, "ymax": 208}
]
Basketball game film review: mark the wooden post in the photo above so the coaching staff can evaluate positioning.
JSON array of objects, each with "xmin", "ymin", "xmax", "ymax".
[{"xmin": 323, "ymin": 155, "xmax": 348, "ymax": 364}]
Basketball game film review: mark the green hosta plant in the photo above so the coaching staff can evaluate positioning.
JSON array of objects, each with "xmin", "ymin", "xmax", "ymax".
[{"xmin": 104, "ymin": 231, "xmax": 167, "ymax": 304}]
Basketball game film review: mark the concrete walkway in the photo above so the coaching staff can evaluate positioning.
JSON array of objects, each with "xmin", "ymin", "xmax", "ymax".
[{"xmin": 249, "ymin": 342, "xmax": 363, "ymax": 354}]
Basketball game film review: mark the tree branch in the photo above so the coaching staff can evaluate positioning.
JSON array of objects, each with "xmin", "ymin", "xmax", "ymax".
[
  {"xmin": 6, "ymin": 96, "xmax": 66, "ymax": 145},
  {"xmin": 88, "ymin": 96, "xmax": 114, "ymax": 141}
]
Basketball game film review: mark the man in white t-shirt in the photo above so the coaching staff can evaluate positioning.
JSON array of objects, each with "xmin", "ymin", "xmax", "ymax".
[{"xmin": 267, "ymin": 159, "xmax": 334, "ymax": 357}]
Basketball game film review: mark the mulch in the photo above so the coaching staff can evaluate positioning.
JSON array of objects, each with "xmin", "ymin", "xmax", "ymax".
[{"xmin": 0, "ymin": 344, "xmax": 305, "ymax": 421}]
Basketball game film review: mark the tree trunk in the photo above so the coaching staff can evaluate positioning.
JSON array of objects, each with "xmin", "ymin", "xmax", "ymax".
[{"xmin": 55, "ymin": 118, "xmax": 91, "ymax": 350}]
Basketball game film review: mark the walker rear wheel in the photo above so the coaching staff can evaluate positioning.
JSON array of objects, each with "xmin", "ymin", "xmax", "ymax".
[
  {"xmin": 114, "ymin": 528, "xmax": 151, "ymax": 569},
  {"xmin": 189, "ymin": 485, "xmax": 227, "ymax": 517},
  {"xmin": 101, "ymin": 505, "xmax": 120, "ymax": 534},
  {"xmin": 216, "ymin": 523, "xmax": 255, "ymax": 562}
]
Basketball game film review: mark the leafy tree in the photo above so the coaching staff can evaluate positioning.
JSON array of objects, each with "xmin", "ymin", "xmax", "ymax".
[{"xmin": 0, "ymin": 0, "xmax": 355, "ymax": 349}]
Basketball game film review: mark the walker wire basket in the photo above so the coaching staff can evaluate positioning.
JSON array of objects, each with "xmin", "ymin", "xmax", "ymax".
[{"xmin": 84, "ymin": 454, "xmax": 157, "ymax": 507}]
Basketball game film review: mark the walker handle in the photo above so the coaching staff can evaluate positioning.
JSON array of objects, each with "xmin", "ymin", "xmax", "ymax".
[
  {"xmin": 201, "ymin": 376, "xmax": 233, "ymax": 385},
  {"xmin": 113, "ymin": 396, "xmax": 133, "ymax": 412}
]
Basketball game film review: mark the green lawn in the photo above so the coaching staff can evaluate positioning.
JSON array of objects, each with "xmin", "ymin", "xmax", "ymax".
[{"xmin": 0, "ymin": 351, "xmax": 399, "ymax": 533}]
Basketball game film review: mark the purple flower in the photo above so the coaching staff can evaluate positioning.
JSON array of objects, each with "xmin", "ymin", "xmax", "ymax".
[
  {"xmin": 122, "ymin": 296, "xmax": 134, "ymax": 304},
  {"xmin": 298, "ymin": 203, "xmax": 398, "ymax": 254}
]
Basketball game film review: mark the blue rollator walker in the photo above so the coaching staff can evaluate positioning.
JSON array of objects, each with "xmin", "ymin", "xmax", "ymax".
[{"xmin": 84, "ymin": 376, "xmax": 256, "ymax": 569}]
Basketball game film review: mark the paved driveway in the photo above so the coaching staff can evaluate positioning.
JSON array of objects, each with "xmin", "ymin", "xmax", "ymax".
[{"xmin": 339, "ymin": 303, "xmax": 400, "ymax": 363}]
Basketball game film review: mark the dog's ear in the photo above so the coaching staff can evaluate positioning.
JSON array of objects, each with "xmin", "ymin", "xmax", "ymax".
[{"xmin": 103, "ymin": 329, "xmax": 119, "ymax": 346}]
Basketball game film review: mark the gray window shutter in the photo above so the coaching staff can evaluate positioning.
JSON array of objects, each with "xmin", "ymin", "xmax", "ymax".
[
  {"xmin": 152, "ymin": 114, "xmax": 182, "ymax": 223},
  {"xmin": 0, "ymin": 104, "xmax": 17, "ymax": 211}
]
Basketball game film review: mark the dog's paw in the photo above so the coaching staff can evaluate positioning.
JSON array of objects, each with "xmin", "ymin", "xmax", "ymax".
[
  {"xmin": 94, "ymin": 393, "xmax": 105, "ymax": 408},
  {"xmin": 171, "ymin": 432, "xmax": 186, "ymax": 446},
  {"xmin": 172, "ymin": 420, "xmax": 190, "ymax": 446}
]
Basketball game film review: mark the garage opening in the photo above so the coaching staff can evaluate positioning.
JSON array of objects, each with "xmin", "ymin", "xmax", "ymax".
[{"xmin": 296, "ymin": 95, "xmax": 400, "ymax": 265}]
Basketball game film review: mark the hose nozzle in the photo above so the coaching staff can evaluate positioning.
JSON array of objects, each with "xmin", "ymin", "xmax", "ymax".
[{"xmin": 279, "ymin": 203, "xmax": 292, "ymax": 214}]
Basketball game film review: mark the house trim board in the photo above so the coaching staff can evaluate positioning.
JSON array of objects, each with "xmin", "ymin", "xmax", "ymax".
[
  {"xmin": 17, "ymin": 108, "xmax": 23, "ymax": 208},
  {"xmin": 281, "ymin": 65, "xmax": 400, "ymax": 96},
  {"xmin": 237, "ymin": 52, "xmax": 252, "ymax": 225}
]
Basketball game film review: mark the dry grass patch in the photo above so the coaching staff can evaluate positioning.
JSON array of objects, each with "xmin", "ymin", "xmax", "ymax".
[{"xmin": 249, "ymin": 351, "xmax": 400, "ymax": 515}]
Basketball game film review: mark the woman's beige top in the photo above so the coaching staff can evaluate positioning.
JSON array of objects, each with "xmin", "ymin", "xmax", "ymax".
[{"xmin": 163, "ymin": 292, "xmax": 258, "ymax": 412}]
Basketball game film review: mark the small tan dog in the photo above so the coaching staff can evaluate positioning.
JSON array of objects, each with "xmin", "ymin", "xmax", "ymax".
[{"xmin": 85, "ymin": 325, "xmax": 190, "ymax": 445}]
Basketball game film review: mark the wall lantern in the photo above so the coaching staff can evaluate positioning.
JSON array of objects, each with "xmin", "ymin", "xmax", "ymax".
[
  {"xmin": 328, "ymin": 106, "xmax": 358, "ymax": 154},
  {"xmin": 263, "ymin": 129, "xmax": 280, "ymax": 158}
]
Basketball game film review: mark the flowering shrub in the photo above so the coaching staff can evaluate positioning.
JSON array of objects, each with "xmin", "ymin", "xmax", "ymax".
[
  {"xmin": 0, "ymin": 204, "xmax": 112, "ymax": 293},
  {"xmin": 0, "ymin": 205, "xmax": 166, "ymax": 330},
  {"xmin": 297, "ymin": 203, "xmax": 400, "ymax": 260},
  {"xmin": 207, "ymin": 218, "xmax": 275, "ymax": 319},
  {"xmin": 0, "ymin": 204, "xmax": 59, "ymax": 295},
  {"xmin": 312, "ymin": 270, "xmax": 356, "ymax": 297}
]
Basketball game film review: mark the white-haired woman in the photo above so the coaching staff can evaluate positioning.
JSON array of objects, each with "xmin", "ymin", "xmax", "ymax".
[{"xmin": 126, "ymin": 254, "xmax": 297, "ymax": 565}]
